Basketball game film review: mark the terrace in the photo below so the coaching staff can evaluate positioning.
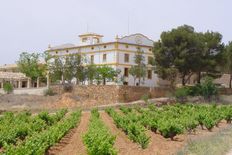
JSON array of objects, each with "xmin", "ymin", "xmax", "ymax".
[{"xmin": 0, "ymin": 72, "xmax": 30, "ymax": 89}]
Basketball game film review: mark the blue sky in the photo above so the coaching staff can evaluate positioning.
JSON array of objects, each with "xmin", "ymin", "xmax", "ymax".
[{"xmin": 0, "ymin": 0, "xmax": 231, "ymax": 64}]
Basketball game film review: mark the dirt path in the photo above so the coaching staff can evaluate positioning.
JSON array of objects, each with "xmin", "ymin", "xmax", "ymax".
[
  {"xmin": 101, "ymin": 110, "xmax": 189, "ymax": 155},
  {"xmin": 47, "ymin": 112, "xmax": 90, "ymax": 155},
  {"xmin": 100, "ymin": 112, "xmax": 145, "ymax": 155},
  {"xmin": 227, "ymin": 149, "xmax": 232, "ymax": 155}
]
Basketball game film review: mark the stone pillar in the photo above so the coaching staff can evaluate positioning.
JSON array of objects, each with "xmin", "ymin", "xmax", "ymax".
[
  {"xmin": 27, "ymin": 78, "xmax": 31, "ymax": 88},
  {"xmin": 47, "ymin": 71, "xmax": 50, "ymax": 88},
  {"xmin": 0, "ymin": 82, "xmax": 3, "ymax": 89},
  {"xmin": 18, "ymin": 80, "xmax": 22, "ymax": 88},
  {"xmin": 37, "ymin": 77, "xmax": 40, "ymax": 88}
]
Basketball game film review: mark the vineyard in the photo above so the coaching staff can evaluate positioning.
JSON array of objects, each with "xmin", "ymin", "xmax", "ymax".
[{"xmin": 0, "ymin": 104, "xmax": 232, "ymax": 155}]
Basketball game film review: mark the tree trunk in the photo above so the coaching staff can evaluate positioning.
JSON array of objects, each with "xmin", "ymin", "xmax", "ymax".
[
  {"xmin": 197, "ymin": 72, "xmax": 201, "ymax": 84},
  {"xmin": 61, "ymin": 74, "xmax": 64, "ymax": 85},
  {"xmin": 182, "ymin": 75, "xmax": 186, "ymax": 86},
  {"xmin": 230, "ymin": 74, "xmax": 232, "ymax": 88},
  {"xmin": 103, "ymin": 78, "xmax": 106, "ymax": 85}
]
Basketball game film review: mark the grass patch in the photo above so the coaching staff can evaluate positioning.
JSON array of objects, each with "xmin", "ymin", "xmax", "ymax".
[{"xmin": 177, "ymin": 125, "xmax": 232, "ymax": 155}]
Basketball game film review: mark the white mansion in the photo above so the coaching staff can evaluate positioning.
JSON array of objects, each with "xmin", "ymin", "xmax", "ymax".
[{"xmin": 47, "ymin": 33, "xmax": 161, "ymax": 87}]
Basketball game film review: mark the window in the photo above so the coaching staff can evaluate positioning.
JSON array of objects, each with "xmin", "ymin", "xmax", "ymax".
[
  {"xmin": 149, "ymin": 48, "xmax": 152, "ymax": 51},
  {"xmin": 91, "ymin": 55, "xmax": 94, "ymax": 64},
  {"xmin": 103, "ymin": 54, "xmax": 107, "ymax": 62},
  {"xmin": 91, "ymin": 47, "xmax": 94, "ymax": 50},
  {"xmin": 147, "ymin": 70, "xmax": 152, "ymax": 79},
  {"xmin": 104, "ymin": 45, "xmax": 107, "ymax": 48},
  {"xmin": 124, "ymin": 68, "xmax": 129, "ymax": 77},
  {"xmin": 123, "ymin": 81, "xmax": 128, "ymax": 85},
  {"xmin": 148, "ymin": 56, "xmax": 153, "ymax": 65},
  {"xmin": 82, "ymin": 38, "xmax": 87, "ymax": 42},
  {"xmin": 124, "ymin": 54, "xmax": 129, "ymax": 63},
  {"xmin": 66, "ymin": 50, "xmax": 69, "ymax": 53},
  {"xmin": 55, "ymin": 51, "xmax": 58, "ymax": 54},
  {"xmin": 94, "ymin": 38, "xmax": 100, "ymax": 43}
]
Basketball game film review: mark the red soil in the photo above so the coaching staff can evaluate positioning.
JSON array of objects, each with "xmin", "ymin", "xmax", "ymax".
[
  {"xmin": 47, "ymin": 112, "xmax": 90, "ymax": 155},
  {"xmin": 47, "ymin": 111, "xmax": 230, "ymax": 155}
]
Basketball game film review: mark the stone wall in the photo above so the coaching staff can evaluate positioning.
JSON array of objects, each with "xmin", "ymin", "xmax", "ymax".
[
  {"xmin": 218, "ymin": 88, "xmax": 232, "ymax": 95},
  {"xmin": 117, "ymin": 86, "xmax": 169, "ymax": 102},
  {"xmin": 50, "ymin": 85, "xmax": 170, "ymax": 104},
  {"xmin": 0, "ymin": 87, "xmax": 47, "ymax": 95}
]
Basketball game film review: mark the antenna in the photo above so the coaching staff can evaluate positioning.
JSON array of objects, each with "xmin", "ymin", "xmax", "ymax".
[
  {"xmin": 127, "ymin": 14, "xmax": 130, "ymax": 35},
  {"xmin": 86, "ymin": 22, "xmax": 89, "ymax": 33}
]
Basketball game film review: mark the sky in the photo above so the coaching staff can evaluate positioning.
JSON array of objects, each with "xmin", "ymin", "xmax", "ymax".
[{"xmin": 0, "ymin": 0, "xmax": 231, "ymax": 64}]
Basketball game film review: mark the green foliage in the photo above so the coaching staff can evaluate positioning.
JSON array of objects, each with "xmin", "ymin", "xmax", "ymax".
[
  {"xmin": 4, "ymin": 110, "xmax": 80, "ymax": 155},
  {"xmin": 3, "ymin": 83, "xmax": 13, "ymax": 94},
  {"xmin": 200, "ymin": 77, "xmax": 218, "ymax": 100},
  {"xmin": 0, "ymin": 109, "xmax": 67, "ymax": 150},
  {"xmin": 86, "ymin": 64, "xmax": 97, "ymax": 84},
  {"xmin": 110, "ymin": 104, "xmax": 229, "ymax": 143},
  {"xmin": 96, "ymin": 65, "xmax": 120, "ymax": 85},
  {"xmin": 17, "ymin": 52, "xmax": 45, "ymax": 81},
  {"xmin": 48, "ymin": 54, "xmax": 87, "ymax": 84},
  {"xmin": 62, "ymin": 83, "xmax": 73, "ymax": 92},
  {"xmin": 119, "ymin": 106, "xmax": 132, "ymax": 114},
  {"xmin": 141, "ymin": 94, "xmax": 151, "ymax": 103},
  {"xmin": 153, "ymin": 25, "xmax": 225, "ymax": 86},
  {"xmin": 186, "ymin": 84, "xmax": 202, "ymax": 96},
  {"xmin": 174, "ymin": 87, "xmax": 189, "ymax": 103},
  {"xmin": 83, "ymin": 109, "xmax": 117, "ymax": 155},
  {"xmin": 158, "ymin": 119, "xmax": 184, "ymax": 140},
  {"xmin": 129, "ymin": 50, "xmax": 147, "ymax": 86},
  {"xmin": 224, "ymin": 42, "xmax": 232, "ymax": 88},
  {"xmin": 43, "ymin": 88, "xmax": 55, "ymax": 96},
  {"xmin": 106, "ymin": 108, "xmax": 150, "ymax": 149},
  {"xmin": 174, "ymin": 78, "xmax": 218, "ymax": 102},
  {"xmin": 153, "ymin": 25, "xmax": 201, "ymax": 86}
]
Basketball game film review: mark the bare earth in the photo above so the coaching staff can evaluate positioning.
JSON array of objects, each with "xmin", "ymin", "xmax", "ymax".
[
  {"xmin": 1, "ymin": 94, "xmax": 232, "ymax": 154},
  {"xmin": 47, "ymin": 112, "xmax": 90, "ymax": 155},
  {"xmin": 101, "ymin": 112, "xmax": 230, "ymax": 155},
  {"xmin": 100, "ymin": 112, "xmax": 143, "ymax": 155}
]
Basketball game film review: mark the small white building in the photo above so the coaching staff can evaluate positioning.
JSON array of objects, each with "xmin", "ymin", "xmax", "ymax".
[{"xmin": 46, "ymin": 33, "xmax": 160, "ymax": 87}]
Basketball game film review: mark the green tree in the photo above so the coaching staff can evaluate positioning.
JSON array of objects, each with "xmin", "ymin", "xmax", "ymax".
[
  {"xmin": 49, "ymin": 56, "xmax": 65, "ymax": 84},
  {"xmin": 153, "ymin": 25, "xmax": 201, "ymax": 86},
  {"xmin": 129, "ymin": 66, "xmax": 137, "ymax": 85},
  {"xmin": 153, "ymin": 25, "xmax": 225, "ymax": 86},
  {"xmin": 3, "ymin": 83, "xmax": 13, "ymax": 94},
  {"xmin": 86, "ymin": 64, "xmax": 97, "ymax": 84},
  {"xmin": 129, "ymin": 49, "xmax": 147, "ymax": 86},
  {"xmin": 72, "ymin": 54, "xmax": 86, "ymax": 84},
  {"xmin": 48, "ymin": 54, "xmax": 87, "ymax": 85},
  {"xmin": 96, "ymin": 66, "xmax": 120, "ymax": 85},
  {"xmin": 224, "ymin": 42, "xmax": 232, "ymax": 88},
  {"xmin": 195, "ymin": 31, "xmax": 225, "ymax": 83},
  {"xmin": 17, "ymin": 52, "xmax": 45, "ymax": 83}
]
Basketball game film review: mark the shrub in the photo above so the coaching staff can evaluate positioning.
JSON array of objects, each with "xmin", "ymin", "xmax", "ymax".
[
  {"xmin": 83, "ymin": 109, "xmax": 117, "ymax": 155},
  {"xmin": 3, "ymin": 83, "xmax": 13, "ymax": 94},
  {"xmin": 200, "ymin": 77, "xmax": 218, "ymax": 101},
  {"xmin": 174, "ymin": 87, "xmax": 188, "ymax": 103},
  {"xmin": 158, "ymin": 119, "xmax": 184, "ymax": 140},
  {"xmin": 43, "ymin": 88, "xmax": 55, "ymax": 96},
  {"xmin": 141, "ymin": 94, "xmax": 151, "ymax": 103},
  {"xmin": 63, "ymin": 83, "xmax": 73, "ymax": 93},
  {"xmin": 174, "ymin": 77, "xmax": 218, "ymax": 102},
  {"xmin": 187, "ymin": 84, "xmax": 202, "ymax": 96}
]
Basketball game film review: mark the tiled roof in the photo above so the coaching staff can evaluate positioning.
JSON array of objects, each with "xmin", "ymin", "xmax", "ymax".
[
  {"xmin": 49, "ymin": 43, "xmax": 76, "ymax": 50},
  {"xmin": 0, "ymin": 72, "xmax": 28, "ymax": 80}
]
